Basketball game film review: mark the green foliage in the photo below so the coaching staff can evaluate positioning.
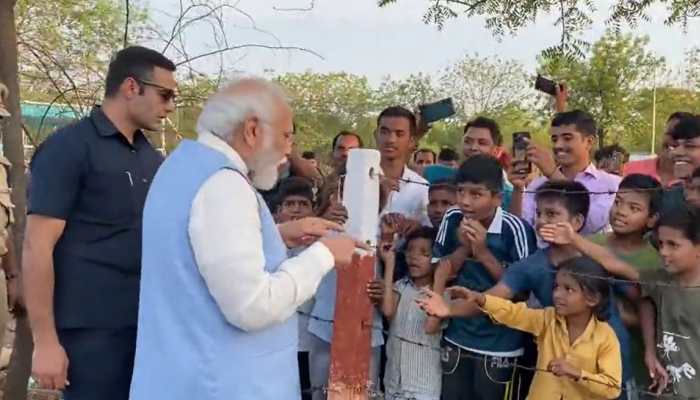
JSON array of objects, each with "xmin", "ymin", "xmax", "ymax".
[
  {"xmin": 418, "ymin": 120, "xmax": 462, "ymax": 151},
  {"xmin": 686, "ymin": 47, "xmax": 700, "ymax": 91},
  {"xmin": 538, "ymin": 31, "xmax": 665, "ymax": 150},
  {"xmin": 379, "ymin": 0, "xmax": 700, "ymax": 59},
  {"xmin": 16, "ymin": 0, "xmax": 149, "ymax": 116},
  {"xmin": 439, "ymin": 53, "xmax": 532, "ymax": 118},
  {"xmin": 274, "ymin": 54, "xmax": 544, "ymax": 158},
  {"xmin": 15, "ymin": 1, "xmax": 699, "ymax": 161},
  {"xmin": 418, "ymin": 104, "xmax": 550, "ymax": 154},
  {"xmin": 635, "ymin": 87, "xmax": 700, "ymax": 152},
  {"xmin": 609, "ymin": 1, "xmax": 700, "ymax": 29},
  {"xmin": 168, "ymin": 32, "xmax": 698, "ymax": 159},
  {"xmin": 490, "ymin": 104, "xmax": 551, "ymax": 148},
  {"xmin": 378, "ymin": 73, "xmax": 439, "ymax": 109},
  {"xmin": 274, "ymin": 72, "xmax": 380, "ymax": 157}
]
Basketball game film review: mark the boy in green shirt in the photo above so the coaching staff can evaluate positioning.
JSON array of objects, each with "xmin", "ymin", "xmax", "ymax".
[
  {"xmin": 590, "ymin": 174, "xmax": 663, "ymax": 390},
  {"xmin": 640, "ymin": 206, "xmax": 700, "ymax": 399}
]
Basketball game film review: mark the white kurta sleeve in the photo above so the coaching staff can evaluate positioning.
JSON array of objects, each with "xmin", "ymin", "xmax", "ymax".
[{"xmin": 188, "ymin": 170, "xmax": 335, "ymax": 332}]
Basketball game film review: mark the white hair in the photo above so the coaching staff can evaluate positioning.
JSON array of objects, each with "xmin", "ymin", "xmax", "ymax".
[{"xmin": 195, "ymin": 77, "xmax": 288, "ymax": 142}]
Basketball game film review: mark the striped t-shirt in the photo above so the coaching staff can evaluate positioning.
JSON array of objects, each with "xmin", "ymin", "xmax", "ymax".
[
  {"xmin": 434, "ymin": 206, "xmax": 537, "ymax": 356},
  {"xmin": 384, "ymin": 277, "xmax": 444, "ymax": 400}
]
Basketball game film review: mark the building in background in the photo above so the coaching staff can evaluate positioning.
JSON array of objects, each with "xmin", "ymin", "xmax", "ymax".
[{"xmin": 16, "ymin": 102, "xmax": 180, "ymax": 160}]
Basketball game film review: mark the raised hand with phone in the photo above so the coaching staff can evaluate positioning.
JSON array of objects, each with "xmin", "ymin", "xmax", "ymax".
[
  {"xmin": 510, "ymin": 131, "xmax": 559, "ymax": 181},
  {"xmin": 535, "ymin": 75, "xmax": 568, "ymax": 113},
  {"xmin": 508, "ymin": 130, "xmax": 559, "ymax": 216},
  {"xmin": 414, "ymin": 98, "xmax": 456, "ymax": 141},
  {"xmin": 510, "ymin": 131, "xmax": 533, "ymax": 188}
]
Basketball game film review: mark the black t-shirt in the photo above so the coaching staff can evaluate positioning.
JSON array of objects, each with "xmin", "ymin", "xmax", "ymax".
[{"xmin": 28, "ymin": 107, "xmax": 163, "ymax": 328}]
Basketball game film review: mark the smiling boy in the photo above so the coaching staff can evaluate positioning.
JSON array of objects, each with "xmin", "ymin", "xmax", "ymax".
[
  {"xmin": 432, "ymin": 154, "xmax": 536, "ymax": 400},
  {"xmin": 518, "ymin": 110, "xmax": 621, "ymax": 235}
]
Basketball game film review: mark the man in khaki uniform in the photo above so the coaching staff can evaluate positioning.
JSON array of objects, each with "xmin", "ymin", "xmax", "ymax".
[{"xmin": 0, "ymin": 82, "xmax": 18, "ymax": 348}]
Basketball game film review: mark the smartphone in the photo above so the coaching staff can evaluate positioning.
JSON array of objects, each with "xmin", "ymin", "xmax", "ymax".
[
  {"xmin": 534, "ymin": 74, "xmax": 561, "ymax": 96},
  {"xmin": 419, "ymin": 98, "xmax": 456, "ymax": 124},
  {"xmin": 512, "ymin": 132, "xmax": 532, "ymax": 174}
]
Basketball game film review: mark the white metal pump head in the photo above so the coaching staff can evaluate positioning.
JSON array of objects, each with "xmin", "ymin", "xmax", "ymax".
[{"xmin": 342, "ymin": 149, "xmax": 381, "ymax": 249}]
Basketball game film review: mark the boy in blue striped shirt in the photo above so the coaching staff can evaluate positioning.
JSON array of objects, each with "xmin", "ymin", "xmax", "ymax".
[{"xmin": 431, "ymin": 154, "xmax": 537, "ymax": 400}]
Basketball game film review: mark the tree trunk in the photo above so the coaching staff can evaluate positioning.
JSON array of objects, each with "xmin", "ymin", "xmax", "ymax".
[
  {"xmin": 1, "ymin": 1, "xmax": 32, "ymax": 398},
  {"xmin": 0, "ymin": 1, "xmax": 26, "ymax": 233},
  {"xmin": 5, "ymin": 314, "xmax": 32, "ymax": 400}
]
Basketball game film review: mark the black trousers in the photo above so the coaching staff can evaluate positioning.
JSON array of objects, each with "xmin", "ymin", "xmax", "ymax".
[
  {"xmin": 58, "ymin": 327, "xmax": 137, "ymax": 400},
  {"xmin": 441, "ymin": 342, "xmax": 520, "ymax": 400},
  {"xmin": 516, "ymin": 337, "xmax": 538, "ymax": 400},
  {"xmin": 299, "ymin": 351, "xmax": 311, "ymax": 400}
]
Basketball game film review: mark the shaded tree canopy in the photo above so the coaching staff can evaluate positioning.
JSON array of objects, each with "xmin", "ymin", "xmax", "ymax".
[
  {"xmin": 378, "ymin": 0, "xmax": 700, "ymax": 58},
  {"xmin": 9, "ymin": 1, "xmax": 700, "ymax": 158}
]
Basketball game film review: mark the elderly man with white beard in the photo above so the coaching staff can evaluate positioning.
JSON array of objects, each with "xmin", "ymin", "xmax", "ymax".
[{"xmin": 129, "ymin": 78, "xmax": 359, "ymax": 400}]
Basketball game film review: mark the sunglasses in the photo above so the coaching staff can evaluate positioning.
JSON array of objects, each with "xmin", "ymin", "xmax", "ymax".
[{"xmin": 134, "ymin": 78, "xmax": 177, "ymax": 103}]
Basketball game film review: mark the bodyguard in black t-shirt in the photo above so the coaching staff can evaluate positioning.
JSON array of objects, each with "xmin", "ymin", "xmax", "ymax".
[{"xmin": 23, "ymin": 46, "xmax": 177, "ymax": 400}]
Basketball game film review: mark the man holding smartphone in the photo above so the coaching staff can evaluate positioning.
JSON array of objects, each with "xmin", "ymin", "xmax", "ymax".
[{"xmin": 514, "ymin": 110, "xmax": 621, "ymax": 235}]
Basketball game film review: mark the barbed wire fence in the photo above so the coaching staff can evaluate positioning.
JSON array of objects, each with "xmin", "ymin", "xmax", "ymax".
[
  {"xmin": 303, "ymin": 164, "xmax": 698, "ymax": 398},
  {"xmin": 370, "ymin": 168, "xmax": 679, "ymax": 195},
  {"xmin": 298, "ymin": 303, "xmax": 696, "ymax": 400}
]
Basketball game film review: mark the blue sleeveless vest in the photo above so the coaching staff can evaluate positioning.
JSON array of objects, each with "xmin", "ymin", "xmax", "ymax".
[{"xmin": 130, "ymin": 140, "xmax": 298, "ymax": 400}]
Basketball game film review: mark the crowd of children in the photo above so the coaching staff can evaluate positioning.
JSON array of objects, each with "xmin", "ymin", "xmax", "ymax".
[{"xmin": 270, "ymin": 110, "xmax": 700, "ymax": 400}]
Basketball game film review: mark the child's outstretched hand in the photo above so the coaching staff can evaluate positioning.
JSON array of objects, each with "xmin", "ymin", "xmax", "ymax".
[
  {"xmin": 645, "ymin": 352, "xmax": 669, "ymax": 395},
  {"xmin": 416, "ymin": 289, "xmax": 451, "ymax": 318},
  {"xmin": 445, "ymin": 286, "xmax": 485, "ymax": 306},
  {"xmin": 538, "ymin": 222, "xmax": 576, "ymax": 245},
  {"xmin": 547, "ymin": 358, "xmax": 581, "ymax": 380},
  {"xmin": 417, "ymin": 286, "xmax": 485, "ymax": 317}
]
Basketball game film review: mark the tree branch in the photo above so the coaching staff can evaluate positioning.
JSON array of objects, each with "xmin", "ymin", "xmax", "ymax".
[
  {"xmin": 175, "ymin": 44, "xmax": 324, "ymax": 66},
  {"xmin": 273, "ymin": 0, "xmax": 315, "ymax": 12},
  {"xmin": 19, "ymin": 43, "xmax": 83, "ymax": 117},
  {"xmin": 21, "ymin": 122, "xmax": 38, "ymax": 149},
  {"xmin": 559, "ymin": 0, "xmax": 566, "ymax": 48},
  {"xmin": 446, "ymin": 0, "xmax": 487, "ymax": 13},
  {"xmin": 124, "ymin": 0, "xmax": 130, "ymax": 47},
  {"xmin": 162, "ymin": 0, "xmax": 196, "ymax": 53},
  {"xmin": 36, "ymin": 90, "xmax": 83, "ymax": 139},
  {"xmin": 20, "ymin": 41, "xmax": 89, "ymax": 113}
]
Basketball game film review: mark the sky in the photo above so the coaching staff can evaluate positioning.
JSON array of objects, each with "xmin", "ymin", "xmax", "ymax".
[{"xmin": 146, "ymin": 0, "xmax": 700, "ymax": 86}]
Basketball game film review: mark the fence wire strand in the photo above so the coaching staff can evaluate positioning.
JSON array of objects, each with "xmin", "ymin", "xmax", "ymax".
[
  {"xmin": 323, "ymin": 168, "xmax": 694, "ymax": 398},
  {"xmin": 298, "ymin": 304, "xmax": 694, "ymax": 400},
  {"xmin": 365, "ymin": 169, "xmax": 681, "ymax": 195}
]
